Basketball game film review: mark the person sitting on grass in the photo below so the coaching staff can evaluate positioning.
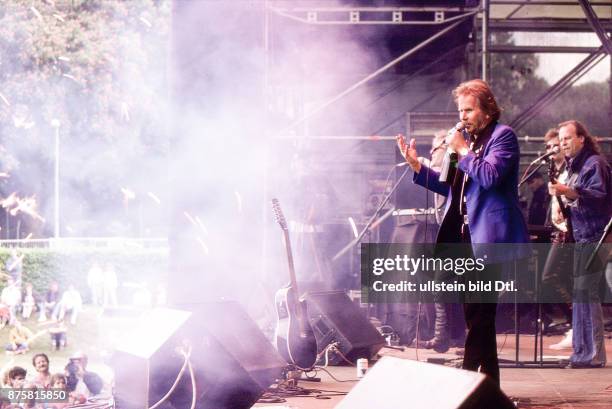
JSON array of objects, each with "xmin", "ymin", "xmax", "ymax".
[{"xmin": 4, "ymin": 319, "xmax": 33, "ymax": 355}]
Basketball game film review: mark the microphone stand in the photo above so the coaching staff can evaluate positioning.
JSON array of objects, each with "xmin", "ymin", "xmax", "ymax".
[
  {"xmin": 332, "ymin": 166, "xmax": 411, "ymax": 262},
  {"xmin": 518, "ymin": 160, "xmax": 547, "ymax": 187}
]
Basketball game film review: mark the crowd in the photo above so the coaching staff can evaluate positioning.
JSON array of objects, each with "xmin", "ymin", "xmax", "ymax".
[
  {"xmin": 0, "ymin": 258, "xmax": 118, "ymax": 408},
  {"xmin": 1, "ymin": 352, "xmax": 106, "ymax": 408}
]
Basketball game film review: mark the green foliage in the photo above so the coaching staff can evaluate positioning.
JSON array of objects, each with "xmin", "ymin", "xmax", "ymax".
[
  {"xmin": 0, "ymin": 247, "xmax": 169, "ymax": 299},
  {"xmin": 488, "ymin": 33, "xmax": 549, "ymax": 125},
  {"xmin": 0, "ymin": 0, "xmax": 171, "ymax": 237},
  {"xmin": 525, "ymin": 82, "xmax": 610, "ymax": 138},
  {"xmin": 488, "ymin": 32, "xmax": 610, "ymax": 138}
]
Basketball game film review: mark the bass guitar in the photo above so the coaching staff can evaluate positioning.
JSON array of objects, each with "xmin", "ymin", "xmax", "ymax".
[{"xmin": 271, "ymin": 198, "xmax": 317, "ymax": 369}]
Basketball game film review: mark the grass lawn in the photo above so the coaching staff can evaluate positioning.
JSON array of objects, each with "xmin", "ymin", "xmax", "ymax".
[{"xmin": 1, "ymin": 305, "xmax": 143, "ymax": 382}]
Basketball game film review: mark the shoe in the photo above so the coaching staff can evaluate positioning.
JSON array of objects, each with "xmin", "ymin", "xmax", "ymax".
[
  {"xmin": 417, "ymin": 338, "xmax": 450, "ymax": 353},
  {"xmin": 550, "ymin": 329, "xmax": 572, "ymax": 350},
  {"xmin": 566, "ymin": 361, "xmax": 606, "ymax": 369}
]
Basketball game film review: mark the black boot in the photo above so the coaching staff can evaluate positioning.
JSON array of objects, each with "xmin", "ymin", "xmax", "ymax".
[{"xmin": 419, "ymin": 303, "xmax": 450, "ymax": 353}]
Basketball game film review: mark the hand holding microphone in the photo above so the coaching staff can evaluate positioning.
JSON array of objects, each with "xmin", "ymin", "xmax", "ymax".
[
  {"xmin": 439, "ymin": 122, "xmax": 468, "ymax": 183},
  {"xmin": 445, "ymin": 122, "xmax": 469, "ymax": 154}
]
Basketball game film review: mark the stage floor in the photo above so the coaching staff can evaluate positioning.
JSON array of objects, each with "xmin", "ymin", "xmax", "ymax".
[{"xmin": 254, "ymin": 333, "xmax": 612, "ymax": 408}]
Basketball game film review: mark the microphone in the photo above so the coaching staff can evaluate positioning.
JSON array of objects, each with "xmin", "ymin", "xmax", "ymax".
[
  {"xmin": 529, "ymin": 146, "xmax": 560, "ymax": 164},
  {"xmin": 439, "ymin": 122, "xmax": 466, "ymax": 183}
]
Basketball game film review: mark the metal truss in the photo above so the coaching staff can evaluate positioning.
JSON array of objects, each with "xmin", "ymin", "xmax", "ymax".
[
  {"xmin": 486, "ymin": 18, "xmax": 612, "ymax": 32},
  {"xmin": 510, "ymin": 46, "xmax": 607, "ymax": 132},
  {"xmin": 268, "ymin": 5, "xmax": 479, "ymax": 26},
  {"xmin": 489, "ymin": 45, "xmax": 599, "ymax": 53},
  {"xmin": 578, "ymin": 0, "xmax": 612, "ymax": 55},
  {"xmin": 267, "ymin": 1, "xmax": 611, "ymax": 135},
  {"xmin": 273, "ymin": 11, "xmax": 479, "ymax": 136}
]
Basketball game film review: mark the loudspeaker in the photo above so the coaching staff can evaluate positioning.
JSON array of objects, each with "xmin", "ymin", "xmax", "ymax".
[
  {"xmin": 305, "ymin": 290, "xmax": 385, "ymax": 365},
  {"xmin": 337, "ymin": 356, "xmax": 515, "ymax": 409},
  {"xmin": 111, "ymin": 301, "xmax": 285, "ymax": 409}
]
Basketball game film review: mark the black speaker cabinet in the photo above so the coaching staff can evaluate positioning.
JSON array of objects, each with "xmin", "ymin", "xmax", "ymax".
[
  {"xmin": 337, "ymin": 356, "xmax": 515, "ymax": 409},
  {"xmin": 111, "ymin": 301, "xmax": 285, "ymax": 409},
  {"xmin": 305, "ymin": 290, "xmax": 385, "ymax": 365}
]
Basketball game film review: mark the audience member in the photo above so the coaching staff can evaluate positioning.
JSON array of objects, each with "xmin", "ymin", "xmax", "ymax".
[
  {"xmin": 31, "ymin": 353, "xmax": 51, "ymax": 388},
  {"xmin": 103, "ymin": 263, "xmax": 118, "ymax": 307},
  {"xmin": 38, "ymin": 281, "xmax": 61, "ymax": 322},
  {"xmin": 5, "ymin": 366, "xmax": 27, "ymax": 388},
  {"xmin": 49, "ymin": 319, "xmax": 68, "ymax": 350},
  {"xmin": 1, "ymin": 277, "xmax": 21, "ymax": 325},
  {"xmin": 5, "ymin": 320, "xmax": 33, "ymax": 354},
  {"xmin": 46, "ymin": 373, "xmax": 70, "ymax": 409},
  {"xmin": 87, "ymin": 262, "xmax": 104, "ymax": 306},
  {"xmin": 68, "ymin": 351, "xmax": 105, "ymax": 396},
  {"xmin": 58, "ymin": 285, "xmax": 82, "ymax": 325},
  {"xmin": 5, "ymin": 249, "xmax": 24, "ymax": 288},
  {"xmin": 64, "ymin": 361, "xmax": 89, "ymax": 402},
  {"xmin": 21, "ymin": 282, "xmax": 37, "ymax": 319}
]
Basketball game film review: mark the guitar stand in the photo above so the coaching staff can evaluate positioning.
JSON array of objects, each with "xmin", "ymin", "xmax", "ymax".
[
  {"xmin": 499, "ymin": 260, "xmax": 566, "ymax": 369},
  {"xmin": 281, "ymin": 365, "xmax": 321, "ymax": 386}
]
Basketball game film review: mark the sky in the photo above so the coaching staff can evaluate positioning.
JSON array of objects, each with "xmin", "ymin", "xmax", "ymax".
[{"xmin": 514, "ymin": 32, "xmax": 611, "ymax": 86}]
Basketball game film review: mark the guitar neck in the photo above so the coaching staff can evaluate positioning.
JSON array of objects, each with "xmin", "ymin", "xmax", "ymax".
[
  {"xmin": 282, "ymin": 230, "xmax": 300, "ymax": 297},
  {"xmin": 549, "ymin": 161, "xmax": 572, "ymax": 220}
]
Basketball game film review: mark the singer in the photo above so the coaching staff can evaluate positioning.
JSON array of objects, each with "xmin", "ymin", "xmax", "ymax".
[{"xmin": 396, "ymin": 79, "xmax": 529, "ymax": 386}]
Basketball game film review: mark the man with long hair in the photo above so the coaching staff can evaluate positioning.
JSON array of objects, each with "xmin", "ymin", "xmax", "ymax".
[
  {"xmin": 397, "ymin": 79, "xmax": 529, "ymax": 386},
  {"xmin": 548, "ymin": 120, "xmax": 610, "ymax": 368}
]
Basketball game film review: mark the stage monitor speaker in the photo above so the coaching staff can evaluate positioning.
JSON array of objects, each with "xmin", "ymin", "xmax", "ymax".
[
  {"xmin": 305, "ymin": 290, "xmax": 385, "ymax": 365},
  {"xmin": 337, "ymin": 356, "xmax": 515, "ymax": 409},
  {"xmin": 111, "ymin": 301, "xmax": 285, "ymax": 409}
]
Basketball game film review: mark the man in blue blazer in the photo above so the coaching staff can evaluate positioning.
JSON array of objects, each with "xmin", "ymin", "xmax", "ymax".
[{"xmin": 397, "ymin": 79, "xmax": 529, "ymax": 386}]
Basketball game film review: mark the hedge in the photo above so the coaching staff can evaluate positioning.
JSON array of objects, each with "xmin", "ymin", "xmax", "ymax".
[{"xmin": 0, "ymin": 247, "xmax": 169, "ymax": 303}]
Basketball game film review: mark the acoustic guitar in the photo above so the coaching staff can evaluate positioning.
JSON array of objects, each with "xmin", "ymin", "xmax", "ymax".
[{"xmin": 271, "ymin": 198, "xmax": 317, "ymax": 369}]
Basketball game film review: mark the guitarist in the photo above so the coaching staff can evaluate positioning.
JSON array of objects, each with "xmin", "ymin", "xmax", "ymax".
[
  {"xmin": 540, "ymin": 128, "xmax": 574, "ymax": 342},
  {"xmin": 547, "ymin": 120, "xmax": 610, "ymax": 368}
]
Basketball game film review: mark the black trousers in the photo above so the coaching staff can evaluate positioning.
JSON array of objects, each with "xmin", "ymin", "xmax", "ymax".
[
  {"xmin": 460, "ymin": 225, "xmax": 501, "ymax": 386},
  {"xmin": 463, "ymin": 300, "xmax": 500, "ymax": 385}
]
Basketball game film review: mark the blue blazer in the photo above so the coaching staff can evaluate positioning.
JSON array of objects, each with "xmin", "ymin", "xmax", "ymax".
[{"xmin": 413, "ymin": 123, "xmax": 529, "ymax": 262}]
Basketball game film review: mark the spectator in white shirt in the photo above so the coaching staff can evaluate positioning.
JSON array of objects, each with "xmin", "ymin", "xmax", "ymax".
[{"xmin": 58, "ymin": 285, "xmax": 82, "ymax": 325}]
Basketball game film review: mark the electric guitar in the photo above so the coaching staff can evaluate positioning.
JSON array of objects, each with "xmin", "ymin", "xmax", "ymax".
[
  {"xmin": 271, "ymin": 198, "xmax": 317, "ymax": 369},
  {"xmin": 548, "ymin": 158, "xmax": 574, "ymax": 243}
]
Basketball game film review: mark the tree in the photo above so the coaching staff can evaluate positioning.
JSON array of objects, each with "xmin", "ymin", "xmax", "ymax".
[
  {"xmin": 488, "ymin": 32, "xmax": 610, "ymax": 138},
  {"xmin": 0, "ymin": 0, "xmax": 171, "ymax": 238},
  {"xmin": 488, "ymin": 32, "xmax": 549, "ymax": 126}
]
